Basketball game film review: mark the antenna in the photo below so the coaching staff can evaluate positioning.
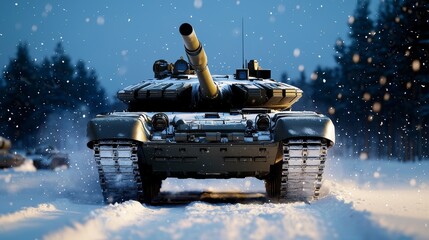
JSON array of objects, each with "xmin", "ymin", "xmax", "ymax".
[
  {"xmin": 241, "ymin": 18, "xmax": 245, "ymax": 69},
  {"xmin": 236, "ymin": 18, "xmax": 250, "ymax": 80}
]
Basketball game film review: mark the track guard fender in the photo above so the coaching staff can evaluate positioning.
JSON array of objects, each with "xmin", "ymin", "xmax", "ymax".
[
  {"xmin": 87, "ymin": 115, "xmax": 150, "ymax": 148},
  {"xmin": 273, "ymin": 114, "xmax": 335, "ymax": 146}
]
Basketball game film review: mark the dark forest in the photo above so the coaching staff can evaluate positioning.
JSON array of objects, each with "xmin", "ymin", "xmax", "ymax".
[
  {"xmin": 0, "ymin": 42, "xmax": 110, "ymax": 148},
  {"xmin": 290, "ymin": 0, "xmax": 428, "ymax": 160}
]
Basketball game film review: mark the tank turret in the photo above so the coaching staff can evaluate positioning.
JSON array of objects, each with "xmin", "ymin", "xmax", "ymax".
[
  {"xmin": 179, "ymin": 23, "xmax": 219, "ymax": 99},
  {"xmin": 0, "ymin": 137, "xmax": 11, "ymax": 152},
  {"xmin": 117, "ymin": 23, "xmax": 304, "ymax": 112},
  {"xmin": 0, "ymin": 137, "xmax": 25, "ymax": 168}
]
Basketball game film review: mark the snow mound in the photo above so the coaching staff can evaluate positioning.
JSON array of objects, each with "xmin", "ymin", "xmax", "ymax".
[
  {"xmin": 163, "ymin": 202, "xmax": 321, "ymax": 240},
  {"xmin": 44, "ymin": 201, "xmax": 167, "ymax": 240},
  {"xmin": 0, "ymin": 203, "xmax": 57, "ymax": 231},
  {"xmin": 13, "ymin": 159, "xmax": 37, "ymax": 172}
]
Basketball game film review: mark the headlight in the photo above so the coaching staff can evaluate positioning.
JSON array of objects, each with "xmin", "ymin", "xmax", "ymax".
[
  {"xmin": 151, "ymin": 113, "xmax": 169, "ymax": 131},
  {"xmin": 255, "ymin": 114, "xmax": 270, "ymax": 131}
]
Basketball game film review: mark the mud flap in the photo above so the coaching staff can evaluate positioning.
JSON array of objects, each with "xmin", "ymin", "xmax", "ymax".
[
  {"xmin": 273, "ymin": 114, "xmax": 335, "ymax": 145},
  {"xmin": 87, "ymin": 115, "xmax": 150, "ymax": 148}
]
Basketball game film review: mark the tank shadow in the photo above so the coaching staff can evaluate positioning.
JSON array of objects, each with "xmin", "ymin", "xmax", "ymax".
[{"xmin": 151, "ymin": 191, "xmax": 268, "ymax": 205}]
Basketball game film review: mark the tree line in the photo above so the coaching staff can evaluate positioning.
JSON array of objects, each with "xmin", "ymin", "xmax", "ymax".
[
  {"xmin": 0, "ymin": 42, "xmax": 110, "ymax": 148},
  {"xmin": 291, "ymin": 0, "xmax": 428, "ymax": 160}
]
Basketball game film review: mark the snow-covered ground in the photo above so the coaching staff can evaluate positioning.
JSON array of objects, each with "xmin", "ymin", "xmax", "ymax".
[{"xmin": 0, "ymin": 149, "xmax": 428, "ymax": 240}]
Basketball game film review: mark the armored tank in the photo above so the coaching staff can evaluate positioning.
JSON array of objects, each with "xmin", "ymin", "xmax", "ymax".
[
  {"xmin": 87, "ymin": 23, "xmax": 335, "ymax": 204},
  {"xmin": 25, "ymin": 146, "xmax": 70, "ymax": 170}
]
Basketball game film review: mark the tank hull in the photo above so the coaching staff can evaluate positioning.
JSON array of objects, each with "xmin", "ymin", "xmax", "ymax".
[
  {"xmin": 0, "ymin": 153, "xmax": 25, "ymax": 168},
  {"xmin": 87, "ymin": 110, "xmax": 334, "ymax": 203},
  {"xmin": 141, "ymin": 141, "xmax": 280, "ymax": 178}
]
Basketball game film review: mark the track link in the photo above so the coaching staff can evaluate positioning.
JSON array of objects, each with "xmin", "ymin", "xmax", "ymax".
[
  {"xmin": 93, "ymin": 140, "xmax": 143, "ymax": 203},
  {"xmin": 281, "ymin": 139, "xmax": 328, "ymax": 201}
]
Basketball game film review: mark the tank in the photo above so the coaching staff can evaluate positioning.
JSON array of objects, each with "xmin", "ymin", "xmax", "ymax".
[
  {"xmin": 87, "ymin": 23, "xmax": 335, "ymax": 204},
  {"xmin": 25, "ymin": 146, "xmax": 70, "ymax": 170},
  {"xmin": 0, "ymin": 136, "xmax": 25, "ymax": 168}
]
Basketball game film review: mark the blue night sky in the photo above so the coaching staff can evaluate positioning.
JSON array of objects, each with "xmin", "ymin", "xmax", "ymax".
[{"xmin": 0, "ymin": 0, "xmax": 380, "ymax": 96}]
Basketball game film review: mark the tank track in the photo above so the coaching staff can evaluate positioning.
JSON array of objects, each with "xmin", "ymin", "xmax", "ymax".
[
  {"xmin": 281, "ymin": 139, "xmax": 328, "ymax": 201},
  {"xmin": 93, "ymin": 139, "xmax": 327, "ymax": 203},
  {"xmin": 93, "ymin": 140, "xmax": 143, "ymax": 203}
]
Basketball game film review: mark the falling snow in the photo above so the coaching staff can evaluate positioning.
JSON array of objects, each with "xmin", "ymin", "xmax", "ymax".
[{"xmin": 0, "ymin": 1, "xmax": 428, "ymax": 239}]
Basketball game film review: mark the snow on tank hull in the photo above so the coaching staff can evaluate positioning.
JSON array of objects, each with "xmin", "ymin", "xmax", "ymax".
[{"xmin": 86, "ymin": 23, "xmax": 335, "ymax": 204}]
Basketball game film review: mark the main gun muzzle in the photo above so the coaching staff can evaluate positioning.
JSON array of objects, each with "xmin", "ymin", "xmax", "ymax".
[{"xmin": 179, "ymin": 23, "xmax": 219, "ymax": 99}]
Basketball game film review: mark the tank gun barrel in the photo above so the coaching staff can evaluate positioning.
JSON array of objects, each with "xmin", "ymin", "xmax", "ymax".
[{"xmin": 179, "ymin": 23, "xmax": 219, "ymax": 99}]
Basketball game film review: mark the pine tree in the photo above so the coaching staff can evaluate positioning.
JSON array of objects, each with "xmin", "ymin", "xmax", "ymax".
[
  {"xmin": 50, "ymin": 42, "xmax": 75, "ymax": 111},
  {"xmin": 343, "ymin": 0, "xmax": 376, "ymax": 156},
  {"xmin": 74, "ymin": 60, "xmax": 108, "ymax": 115},
  {"xmin": 0, "ymin": 43, "xmax": 41, "ymax": 146},
  {"xmin": 400, "ymin": 0, "xmax": 429, "ymax": 159},
  {"xmin": 370, "ymin": 0, "xmax": 404, "ymax": 158},
  {"xmin": 332, "ymin": 38, "xmax": 351, "ymax": 133}
]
